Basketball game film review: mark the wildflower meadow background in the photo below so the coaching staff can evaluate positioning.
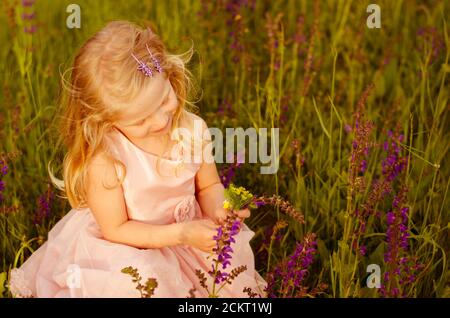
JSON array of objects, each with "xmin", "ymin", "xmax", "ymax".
[{"xmin": 0, "ymin": 0, "xmax": 449, "ymax": 298}]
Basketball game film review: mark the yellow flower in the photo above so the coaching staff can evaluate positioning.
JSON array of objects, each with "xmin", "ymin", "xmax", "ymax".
[{"xmin": 223, "ymin": 200, "xmax": 231, "ymax": 210}]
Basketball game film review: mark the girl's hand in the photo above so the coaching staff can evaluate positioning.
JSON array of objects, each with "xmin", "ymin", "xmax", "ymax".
[
  {"xmin": 179, "ymin": 219, "xmax": 218, "ymax": 253},
  {"xmin": 212, "ymin": 207, "xmax": 251, "ymax": 225}
]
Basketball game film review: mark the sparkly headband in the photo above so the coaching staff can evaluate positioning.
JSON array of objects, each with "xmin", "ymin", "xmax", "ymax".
[{"xmin": 131, "ymin": 44, "xmax": 163, "ymax": 77}]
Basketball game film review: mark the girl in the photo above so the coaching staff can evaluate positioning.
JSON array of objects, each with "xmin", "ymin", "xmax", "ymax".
[{"xmin": 8, "ymin": 21, "xmax": 266, "ymax": 298}]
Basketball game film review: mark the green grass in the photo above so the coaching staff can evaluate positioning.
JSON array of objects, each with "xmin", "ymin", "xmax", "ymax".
[{"xmin": 0, "ymin": 0, "xmax": 448, "ymax": 297}]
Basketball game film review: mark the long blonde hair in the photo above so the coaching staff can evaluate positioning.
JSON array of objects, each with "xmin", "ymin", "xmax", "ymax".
[{"xmin": 49, "ymin": 21, "xmax": 200, "ymax": 209}]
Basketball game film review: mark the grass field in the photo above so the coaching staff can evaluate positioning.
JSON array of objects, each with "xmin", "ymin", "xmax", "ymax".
[{"xmin": 0, "ymin": 0, "xmax": 448, "ymax": 297}]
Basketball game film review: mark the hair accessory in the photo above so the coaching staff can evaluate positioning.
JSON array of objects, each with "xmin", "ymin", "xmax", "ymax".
[
  {"xmin": 130, "ymin": 44, "xmax": 163, "ymax": 77},
  {"xmin": 146, "ymin": 44, "xmax": 163, "ymax": 74}
]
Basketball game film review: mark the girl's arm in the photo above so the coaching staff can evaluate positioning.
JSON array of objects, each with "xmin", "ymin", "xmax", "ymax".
[
  {"xmin": 86, "ymin": 153, "xmax": 183, "ymax": 249},
  {"xmin": 194, "ymin": 119, "xmax": 250, "ymax": 223},
  {"xmin": 195, "ymin": 152, "xmax": 250, "ymax": 224},
  {"xmin": 195, "ymin": 171, "xmax": 225, "ymax": 221}
]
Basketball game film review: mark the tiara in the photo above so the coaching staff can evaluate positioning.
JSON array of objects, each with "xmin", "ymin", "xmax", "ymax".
[{"xmin": 131, "ymin": 44, "xmax": 163, "ymax": 77}]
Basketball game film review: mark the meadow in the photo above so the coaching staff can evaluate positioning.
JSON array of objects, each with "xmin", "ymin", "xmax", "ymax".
[{"xmin": 0, "ymin": 0, "xmax": 448, "ymax": 297}]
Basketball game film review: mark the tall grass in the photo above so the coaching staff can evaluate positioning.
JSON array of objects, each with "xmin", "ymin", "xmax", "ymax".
[{"xmin": 0, "ymin": 0, "xmax": 448, "ymax": 297}]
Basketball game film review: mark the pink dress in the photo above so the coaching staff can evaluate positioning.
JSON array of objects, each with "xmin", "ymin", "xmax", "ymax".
[{"xmin": 8, "ymin": 127, "xmax": 266, "ymax": 298}]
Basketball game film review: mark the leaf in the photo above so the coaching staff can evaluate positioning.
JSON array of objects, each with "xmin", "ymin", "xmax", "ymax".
[
  {"xmin": 316, "ymin": 238, "xmax": 330, "ymax": 261},
  {"xmin": 368, "ymin": 242, "xmax": 386, "ymax": 265},
  {"xmin": 374, "ymin": 71, "xmax": 385, "ymax": 97},
  {"xmin": 336, "ymin": 210, "xmax": 347, "ymax": 227}
]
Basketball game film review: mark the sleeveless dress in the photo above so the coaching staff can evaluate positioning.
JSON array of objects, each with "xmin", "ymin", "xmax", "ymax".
[{"xmin": 8, "ymin": 127, "xmax": 266, "ymax": 298}]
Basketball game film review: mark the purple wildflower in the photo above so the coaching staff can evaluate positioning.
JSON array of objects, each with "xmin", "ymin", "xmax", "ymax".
[
  {"xmin": 301, "ymin": 2, "xmax": 320, "ymax": 97},
  {"xmin": 360, "ymin": 160, "xmax": 367, "ymax": 173},
  {"xmin": 219, "ymin": 150, "xmax": 244, "ymax": 188},
  {"xmin": 416, "ymin": 26, "xmax": 444, "ymax": 65},
  {"xmin": 217, "ymin": 99, "xmax": 234, "ymax": 117},
  {"xmin": 22, "ymin": 0, "xmax": 35, "ymax": 7},
  {"xmin": 380, "ymin": 187, "xmax": 423, "ymax": 297},
  {"xmin": 293, "ymin": 15, "xmax": 307, "ymax": 57},
  {"xmin": 350, "ymin": 127, "xmax": 410, "ymax": 257},
  {"xmin": 253, "ymin": 194, "xmax": 304, "ymax": 224},
  {"xmin": 253, "ymin": 199, "xmax": 265, "ymax": 208},
  {"xmin": 0, "ymin": 180, "xmax": 5, "ymax": 202},
  {"xmin": 196, "ymin": 0, "xmax": 210, "ymax": 18},
  {"xmin": 223, "ymin": 0, "xmax": 255, "ymax": 64},
  {"xmin": 347, "ymin": 85, "xmax": 412, "ymax": 259},
  {"xmin": 381, "ymin": 130, "xmax": 408, "ymax": 182},
  {"xmin": 265, "ymin": 12, "xmax": 284, "ymax": 71},
  {"xmin": 344, "ymin": 124, "xmax": 352, "ymax": 134},
  {"xmin": 348, "ymin": 84, "xmax": 374, "ymax": 197},
  {"xmin": 0, "ymin": 158, "xmax": 8, "ymax": 203},
  {"xmin": 209, "ymin": 212, "xmax": 242, "ymax": 284},
  {"xmin": 1, "ymin": 164, "xmax": 8, "ymax": 175},
  {"xmin": 24, "ymin": 25, "xmax": 37, "ymax": 34},
  {"xmin": 21, "ymin": 0, "xmax": 37, "ymax": 34},
  {"xmin": 290, "ymin": 139, "xmax": 305, "ymax": 168},
  {"xmin": 359, "ymin": 245, "xmax": 367, "ymax": 256},
  {"xmin": 278, "ymin": 94, "xmax": 292, "ymax": 125},
  {"xmin": 196, "ymin": 209, "xmax": 250, "ymax": 297},
  {"xmin": 21, "ymin": 12, "xmax": 35, "ymax": 20},
  {"xmin": 348, "ymin": 132, "xmax": 374, "ymax": 253},
  {"xmin": 265, "ymin": 233, "xmax": 317, "ymax": 298},
  {"xmin": 33, "ymin": 185, "xmax": 54, "ymax": 225}
]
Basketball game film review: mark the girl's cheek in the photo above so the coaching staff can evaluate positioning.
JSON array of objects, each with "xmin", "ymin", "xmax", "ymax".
[
  {"xmin": 169, "ymin": 101, "xmax": 178, "ymax": 113},
  {"xmin": 166, "ymin": 91, "xmax": 178, "ymax": 112},
  {"xmin": 167, "ymin": 98, "xmax": 178, "ymax": 115}
]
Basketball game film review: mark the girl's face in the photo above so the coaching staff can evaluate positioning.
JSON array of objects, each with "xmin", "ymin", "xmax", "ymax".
[{"xmin": 114, "ymin": 73, "xmax": 178, "ymax": 139}]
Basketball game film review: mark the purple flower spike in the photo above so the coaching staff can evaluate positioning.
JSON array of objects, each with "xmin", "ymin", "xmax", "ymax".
[
  {"xmin": 33, "ymin": 186, "xmax": 55, "ymax": 225},
  {"xmin": 22, "ymin": 0, "xmax": 35, "ymax": 7},
  {"xmin": 24, "ymin": 25, "xmax": 37, "ymax": 34},
  {"xmin": 359, "ymin": 245, "xmax": 367, "ymax": 256},
  {"xmin": 265, "ymin": 233, "xmax": 317, "ymax": 297},
  {"xmin": 22, "ymin": 12, "xmax": 35, "ymax": 20},
  {"xmin": 208, "ymin": 211, "xmax": 243, "ymax": 286}
]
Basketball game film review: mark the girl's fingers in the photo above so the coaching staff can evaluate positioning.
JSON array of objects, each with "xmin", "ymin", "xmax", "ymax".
[
  {"xmin": 217, "ymin": 208, "xmax": 228, "ymax": 218},
  {"xmin": 237, "ymin": 208, "xmax": 250, "ymax": 218},
  {"xmin": 216, "ymin": 217, "xmax": 225, "ymax": 225},
  {"xmin": 205, "ymin": 219, "xmax": 219, "ymax": 228}
]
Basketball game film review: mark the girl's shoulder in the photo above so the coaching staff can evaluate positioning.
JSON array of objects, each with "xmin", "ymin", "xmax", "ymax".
[{"xmin": 86, "ymin": 150, "xmax": 123, "ymax": 191}]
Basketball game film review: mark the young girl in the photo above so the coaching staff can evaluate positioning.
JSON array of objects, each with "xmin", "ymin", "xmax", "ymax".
[{"xmin": 8, "ymin": 21, "xmax": 266, "ymax": 298}]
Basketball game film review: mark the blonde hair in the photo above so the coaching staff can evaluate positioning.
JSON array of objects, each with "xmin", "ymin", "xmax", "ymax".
[{"xmin": 49, "ymin": 20, "xmax": 200, "ymax": 209}]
